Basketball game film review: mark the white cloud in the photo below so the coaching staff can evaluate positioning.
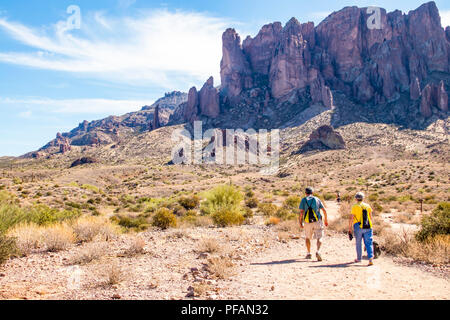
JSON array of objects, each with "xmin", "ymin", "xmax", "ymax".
[
  {"xmin": 0, "ymin": 9, "xmax": 235, "ymax": 89},
  {"xmin": 441, "ymin": 10, "xmax": 450, "ymax": 28},
  {"xmin": 1, "ymin": 97, "xmax": 153, "ymax": 114}
]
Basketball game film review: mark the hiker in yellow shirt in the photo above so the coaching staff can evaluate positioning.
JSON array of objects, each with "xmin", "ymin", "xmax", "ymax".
[{"xmin": 348, "ymin": 192, "xmax": 374, "ymax": 266}]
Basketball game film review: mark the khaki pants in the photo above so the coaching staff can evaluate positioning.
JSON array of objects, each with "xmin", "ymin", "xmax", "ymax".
[{"xmin": 304, "ymin": 220, "xmax": 324, "ymax": 240}]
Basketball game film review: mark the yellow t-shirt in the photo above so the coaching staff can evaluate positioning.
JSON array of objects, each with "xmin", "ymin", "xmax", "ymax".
[{"xmin": 351, "ymin": 202, "xmax": 372, "ymax": 226}]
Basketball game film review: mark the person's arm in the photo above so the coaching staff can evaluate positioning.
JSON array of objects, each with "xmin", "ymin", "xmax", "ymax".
[
  {"xmin": 299, "ymin": 209, "xmax": 304, "ymax": 228},
  {"xmin": 349, "ymin": 205, "xmax": 354, "ymax": 233},
  {"xmin": 321, "ymin": 207, "xmax": 328, "ymax": 227},
  {"xmin": 299, "ymin": 199, "xmax": 305, "ymax": 228},
  {"xmin": 349, "ymin": 214, "xmax": 354, "ymax": 233}
]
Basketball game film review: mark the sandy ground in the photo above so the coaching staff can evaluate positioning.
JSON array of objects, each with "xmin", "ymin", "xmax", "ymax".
[{"xmin": 0, "ymin": 202, "xmax": 448, "ymax": 300}]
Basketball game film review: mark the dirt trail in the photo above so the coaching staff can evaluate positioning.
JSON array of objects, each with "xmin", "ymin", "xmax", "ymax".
[{"xmin": 219, "ymin": 201, "xmax": 449, "ymax": 300}]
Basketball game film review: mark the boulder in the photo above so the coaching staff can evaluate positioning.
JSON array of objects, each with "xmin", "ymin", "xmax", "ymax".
[{"xmin": 199, "ymin": 77, "xmax": 220, "ymax": 118}]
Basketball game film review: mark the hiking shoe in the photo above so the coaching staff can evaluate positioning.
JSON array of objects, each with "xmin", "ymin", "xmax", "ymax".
[
  {"xmin": 305, "ymin": 253, "xmax": 312, "ymax": 259},
  {"xmin": 368, "ymin": 260, "xmax": 374, "ymax": 266},
  {"xmin": 316, "ymin": 252, "xmax": 322, "ymax": 262}
]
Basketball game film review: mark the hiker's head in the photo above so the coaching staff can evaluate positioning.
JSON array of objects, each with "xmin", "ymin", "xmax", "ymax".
[
  {"xmin": 305, "ymin": 187, "xmax": 314, "ymax": 195},
  {"xmin": 355, "ymin": 192, "xmax": 365, "ymax": 201}
]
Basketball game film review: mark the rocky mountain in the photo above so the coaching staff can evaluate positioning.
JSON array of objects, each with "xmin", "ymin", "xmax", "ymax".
[
  {"xmin": 174, "ymin": 1, "xmax": 449, "ymax": 130},
  {"xmin": 26, "ymin": 1, "xmax": 449, "ymax": 160},
  {"xmin": 26, "ymin": 91, "xmax": 187, "ymax": 158}
]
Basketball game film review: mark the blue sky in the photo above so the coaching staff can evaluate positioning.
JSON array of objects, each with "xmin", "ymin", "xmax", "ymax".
[{"xmin": 0, "ymin": 0, "xmax": 449, "ymax": 156}]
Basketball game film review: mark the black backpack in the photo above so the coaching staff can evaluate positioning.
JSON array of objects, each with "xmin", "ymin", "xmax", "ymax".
[
  {"xmin": 304, "ymin": 199, "xmax": 318, "ymax": 223},
  {"xmin": 361, "ymin": 207, "xmax": 371, "ymax": 229}
]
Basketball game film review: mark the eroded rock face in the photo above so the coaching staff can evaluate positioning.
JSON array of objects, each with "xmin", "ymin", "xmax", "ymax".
[
  {"xmin": 269, "ymin": 18, "xmax": 312, "ymax": 98},
  {"xmin": 152, "ymin": 105, "xmax": 161, "ymax": 130},
  {"xmin": 183, "ymin": 87, "xmax": 199, "ymax": 123},
  {"xmin": 54, "ymin": 133, "xmax": 72, "ymax": 154},
  {"xmin": 220, "ymin": 29, "xmax": 253, "ymax": 97},
  {"xmin": 216, "ymin": 1, "xmax": 449, "ymax": 111},
  {"xmin": 199, "ymin": 77, "xmax": 220, "ymax": 118},
  {"xmin": 243, "ymin": 22, "xmax": 282, "ymax": 76},
  {"xmin": 419, "ymin": 81, "xmax": 448, "ymax": 117},
  {"xmin": 420, "ymin": 84, "xmax": 433, "ymax": 118}
]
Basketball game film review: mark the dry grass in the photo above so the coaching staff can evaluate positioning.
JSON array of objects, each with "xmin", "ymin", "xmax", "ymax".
[
  {"xmin": 275, "ymin": 220, "xmax": 299, "ymax": 234},
  {"xmin": 198, "ymin": 238, "xmax": 222, "ymax": 254},
  {"xmin": 106, "ymin": 262, "xmax": 125, "ymax": 285},
  {"xmin": 7, "ymin": 223, "xmax": 42, "ymax": 256},
  {"xmin": 122, "ymin": 237, "xmax": 146, "ymax": 257},
  {"xmin": 206, "ymin": 256, "xmax": 234, "ymax": 279},
  {"xmin": 70, "ymin": 242, "xmax": 108, "ymax": 265},
  {"xmin": 71, "ymin": 216, "xmax": 119, "ymax": 243},
  {"xmin": 381, "ymin": 231, "xmax": 449, "ymax": 265},
  {"xmin": 41, "ymin": 224, "xmax": 75, "ymax": 252},
  {"xmin": 192, "ymin": 282, "xmax": 211, "ymax": 297}
]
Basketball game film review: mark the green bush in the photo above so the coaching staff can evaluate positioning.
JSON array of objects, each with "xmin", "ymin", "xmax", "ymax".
[
  {"xmin": 211, "ymin": 208, "xmax": 245, "ymax": 227},
  {"xmin": 245, "ymin": 197, "xmax": 259, "ymax": 209},
  {"xmin": 276, "ymin": 207, "xmax": 291, "ymax": 220},
  {"xmin": 283, "ymin": 196, "xmax": 301, "ymax": 210},
  {"xmin": 111, "ymin": 214, "xmax": 150, "ymax": 231},
  {"xmin": 258, "ymin": 203, "xmax": 278, "ymax": 217},
  {"xmin": 152, "ymin": 208, "xmax": 177, "ymax": 230},
  {"xmin": 0, "ymin": 235, "xmax": 17, "ymax": 266},
  {"xmin": 416, "ymin": 202, "xmax": 450, "ymax": 242},
  {"xmin": 323, "ymin": 193, "xmax": 335, "ymax": 201},
  {"xmin": 178, "ymin": 195, "xmax": 200, "ymax": 210},
  {"xmin": 0, "ymin": 202, "xmax": 80, "ymax": 234},
  {"xmin": 243, "ymin": 207, "xmax": 254, "ymax": 219},
  {"xmin": 200, "ymin": 185, "xmax": 243, "ymax": 216}
]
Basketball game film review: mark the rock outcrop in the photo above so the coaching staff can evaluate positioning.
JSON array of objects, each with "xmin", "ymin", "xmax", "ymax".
[
  {"xmin": 299, "ymin": 125, "xmax": 346, "ymax": 152},
  {"xmin": 199, "ymin": 77, "xmax": 220, "ymax": 118},
  {"xmin": 420, "ymin": 81, "xmax": 449, "ymax": 117},
  {"xmin": 220, "ymin": 29, "xmax": 253, "ymax": 98}
]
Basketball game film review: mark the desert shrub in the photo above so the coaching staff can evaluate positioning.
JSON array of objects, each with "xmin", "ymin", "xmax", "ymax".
[
  {"xmin": 381, "ymin": 230, "xmax": 449, "ymax": 265},
  {"xmin": 111, "ymin": 214, "xmax": 150, "ymax": 231},
  {"xmin": 72, "ymin": 216, "xmax": 118, "ymax": 242},
  {"xmin": 0, "ymin": 202, "xmax": 79, "ymax": 234},
  {"xmin": 416, "ymin": 202, "xmax": 450, "ymax": 242},
  {"xmin": 245, "ymin": 197, "xmax": 259, "ymax": 209},
  {"xmin": 70, "ymin": 242, "xmax": 108, "ymax": 265},
  {"xmin": 211, "ymin": 208, "xmax": 244, "ymax": 227},
  {"xmin": 6, "ymin": 223, "xmax": 41, "ymax": 256},
  {"xmin": 283, "ymin": 196, "xmax": 301, "ymax": 210},
  {"xmin": 368, "ymin": 193, "xmax": 379, "ymax": 201},
  {"xmin": 258, "ymin": 203, "xmax": 278, "ymax": 217},
  {"xmin": 106, "ymin": 262, "xmax": 125, "ymax": 285},
  {"xmin": 205, "ymin": 256, "xmax": 234, "ymax": 279},
  {"xmin": 245, "ymin": 188, "xmax": 255, "ymax": 198},
  {"xmin": 198, "ymin": 238, "xmax": 221, "ymax": 254},
  {"xmin": 322, "ymin": 193, "xmax": 335, "ymax": 201},
  {"xmin": 275, "ymin": 207, "xmax": 291, "ymax": 220},
  {"xmin": 0, "ymin": 234, "xmax": 17, "ymax": 266},
  {"xmin": 180, "ymin": 215, "xmax": 213, "ymax": 228},
  {"xmin": 185, "ymin": 210, "xmax": 198, "ymax": 217},
  {"xmin": 200, "ymin": 185, "xmax": 243, "ymax": 216},
  {"xmin": 152, "ymin": 208, "xmax": 177, "ymax": 229},
  {"xmin": 178, "ymin": 195, "xmax": 200, "ymax": 210},
  {"xmin": 27, "ymin": 205, "xmax": 80, "ymax": 226},
  {"xmin": 41, "ymin": 224, "xmax": 75, "ymax": 252},
  {"xmin": 123, "ymin": 237, "xmax": 146, "ymax": 257},
  {"xmin": 266, "ymin": 216, "xmax": 281, "ymax": 226},
  {"xmin": 243, "ymin": 207, "xmax": 254, "ymax": 219}
]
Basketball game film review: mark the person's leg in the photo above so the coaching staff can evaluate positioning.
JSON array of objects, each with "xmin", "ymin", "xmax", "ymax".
[
  {"xmin": 363, "ymin": 229, "xmax": 374, "ymax": 263},
  {"xmin": 354, "ymin": 223, "xmax": 363, "ymax": 262},
  {"xmin": 306, "ymin": 238, "xmax": 311, "ymax": 253}
]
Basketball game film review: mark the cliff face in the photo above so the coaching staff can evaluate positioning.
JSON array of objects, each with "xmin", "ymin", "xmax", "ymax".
[{"xmin": 180, "ymin": 1, "xmax": 449, "ymax": 125}]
